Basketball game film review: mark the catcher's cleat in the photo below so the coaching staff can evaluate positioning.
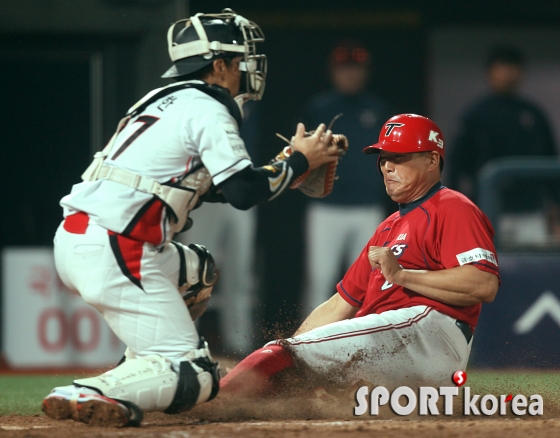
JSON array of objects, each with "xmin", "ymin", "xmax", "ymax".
[{"xmin": 42, "ymin": 385, "xmax": 143, "ymax": 427}]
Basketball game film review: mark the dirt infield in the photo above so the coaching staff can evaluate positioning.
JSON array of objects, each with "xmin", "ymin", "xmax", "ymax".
[
  {"xmin": 2, "ymin": 360, "xmax": 560, "ymax": 437},
  {"xmin": 1, "ymin": 413, "xmax": 560, "ymax": 438},
  {"xmin": 2, "ymin": 389, "xmax": 560, "ymax": 438}
]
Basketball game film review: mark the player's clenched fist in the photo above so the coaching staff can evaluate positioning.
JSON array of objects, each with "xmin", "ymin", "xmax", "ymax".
[{"xmin": 368, "ymin": 246, "xmax": 403, "ymax": 284}]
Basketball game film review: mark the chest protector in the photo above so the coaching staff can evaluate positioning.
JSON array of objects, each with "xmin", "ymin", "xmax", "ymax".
[{"xmin": 81, "ymin": 81, "xmax": 242, "ymax": 236}]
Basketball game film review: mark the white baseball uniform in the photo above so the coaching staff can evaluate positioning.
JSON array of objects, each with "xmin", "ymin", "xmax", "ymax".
[{"xmin": 55, "ymin": 82, "xmax": 252, "ymax": 369}]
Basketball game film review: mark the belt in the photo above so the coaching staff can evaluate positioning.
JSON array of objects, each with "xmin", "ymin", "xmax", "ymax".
[{"xmin": 455, "ymin": 320, "xmax": 473, "ymax": 344}]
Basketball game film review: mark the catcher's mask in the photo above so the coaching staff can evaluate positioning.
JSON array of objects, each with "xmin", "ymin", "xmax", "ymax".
[
  {"xmin": 362, "ymin": 113, "xmax": 445, "ymax": 173},
  {"xmin": 162, "ymin": 8, "xmax": 267, "ymax": 102}
]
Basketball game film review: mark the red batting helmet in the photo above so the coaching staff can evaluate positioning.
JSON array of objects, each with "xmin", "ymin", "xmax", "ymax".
[{"xmin": 362, "ymin": 114, "xmax": 445, "ymax": 159}]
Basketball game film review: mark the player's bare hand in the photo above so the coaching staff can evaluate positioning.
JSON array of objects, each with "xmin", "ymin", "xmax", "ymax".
[
  {"xmin": 368, "ymin": 246, "xmax": 403, "ymax": 284},
  {"xmin": 292, "ymin": 123, "xmax": 338, "ymax": 170}
]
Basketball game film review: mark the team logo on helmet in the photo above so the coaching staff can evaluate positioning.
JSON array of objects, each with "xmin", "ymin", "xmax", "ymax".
[
  {"xmin": 428, "ymin": 130, "xmax": 444, "ymax": 149},
  {"xmin": 384, "ymin": 123, "xmax": 405, "ymax": 136}
]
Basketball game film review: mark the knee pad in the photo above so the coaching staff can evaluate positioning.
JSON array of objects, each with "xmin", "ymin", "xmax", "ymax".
[
  {"xmin": 171, "ymin": 242, "xmax": 218, "ymax": 294},
  {"xmin": 171, "ymin": 242, "xmax": 219, "ymax": 319}
]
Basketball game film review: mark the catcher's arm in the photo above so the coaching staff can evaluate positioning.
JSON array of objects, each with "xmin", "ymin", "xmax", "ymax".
[
  {"xmin": 217, "ymin": 123, "xmax": 339, "ymax": 209},
  {"xmin": 274, "ymin": 121, "xmax": 348, "ymax": 198}
]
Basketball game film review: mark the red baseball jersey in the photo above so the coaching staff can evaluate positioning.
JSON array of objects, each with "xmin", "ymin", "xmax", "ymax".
[{"xmin": 337, "ymin": 183, "xmax": 499, "ymax": 329}]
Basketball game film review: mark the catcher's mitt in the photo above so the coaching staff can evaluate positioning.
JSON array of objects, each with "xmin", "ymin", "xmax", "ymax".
[{"xmin": 273, "ymin": 128, "xmax": 348, "ymax": 198}]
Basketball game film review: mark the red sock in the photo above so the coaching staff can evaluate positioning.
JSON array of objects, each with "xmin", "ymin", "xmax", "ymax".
[{"xmin": 219, "ymin": 344, "xmax": 295, "ymax": 397}]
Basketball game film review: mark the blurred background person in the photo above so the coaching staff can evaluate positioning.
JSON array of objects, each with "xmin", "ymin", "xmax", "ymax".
[
  {"xmin": 179, "ymin": 99, "xmax": 262, "ymax": 358},
  {"xmin": 300, "ymin": 40, "xmax": 394, "ymax": 313},
  {"xmin": 446, "ymin": 45, "xmax": 558, "ymax": 247}
]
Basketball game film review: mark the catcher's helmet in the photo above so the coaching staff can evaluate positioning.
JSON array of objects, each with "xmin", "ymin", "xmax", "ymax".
[
  {"xmin": 362, "ymin": 114, "xmax": 445, "ymax": 160},
  {"xmin": 162, "ymin": 9, "xmax": 267, "ymax": 101}
]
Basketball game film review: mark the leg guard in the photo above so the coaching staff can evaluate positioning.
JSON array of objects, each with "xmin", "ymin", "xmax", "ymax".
[
  {"xmin": 171, "ymin": 242, "xmax": 219, "ymax": 320},
  {"xmin": 74, "ymin": 339, "xmax": 220, "ymax": 413},
  {"xmin": 165, "ymin": 338, "xmax": 220, "ymax": 413},
  {"xmin": 74, "ymin": 354, "xmax": 179, "ymax": 412}
]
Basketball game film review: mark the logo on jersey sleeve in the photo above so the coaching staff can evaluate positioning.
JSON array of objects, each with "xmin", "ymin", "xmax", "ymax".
[
  {"xmin": 223, "ymin": 122, "xmax": 248, "ymax": 158},
  {"xmin": 456, "ymin": 248, "xmax": 498, "ymax": 266}
]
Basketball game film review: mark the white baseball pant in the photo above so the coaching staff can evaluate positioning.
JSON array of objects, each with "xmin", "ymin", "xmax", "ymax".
[
  {"xmin": 276, "ymin": 305, "xmax": 471, "ymax": 389},
  {"xmin": 54, "ymin": 220, "xmax": 198, "ymax": 370}
]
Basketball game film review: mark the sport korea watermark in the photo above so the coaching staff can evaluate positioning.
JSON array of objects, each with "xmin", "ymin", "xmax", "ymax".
[{"xmin": 354, "ymin": 371, "xmax": 543, "ymax": 417}]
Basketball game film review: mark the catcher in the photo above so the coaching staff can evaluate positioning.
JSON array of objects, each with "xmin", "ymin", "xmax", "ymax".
[
  {"xmin": 219, "ymin": 114, "xmax": 500, "ymax": 399},
  {"xmin": 41, "ymin": 9, "xmax": 345, "ymax": 427}
]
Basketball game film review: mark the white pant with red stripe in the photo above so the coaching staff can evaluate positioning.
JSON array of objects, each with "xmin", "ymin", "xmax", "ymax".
[
  {"xmin": 54, "ymin": 221, "xmax": 199, "ymax": 369},
  {"xmin": 273, "ymin": 306, "xmax": 471, "ymax": 389}
]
